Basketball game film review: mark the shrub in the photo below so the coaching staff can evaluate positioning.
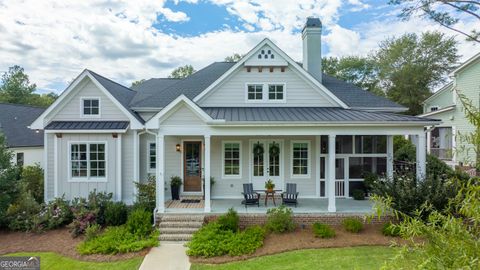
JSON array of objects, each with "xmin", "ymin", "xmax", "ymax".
[
  {"xmin": 87, "ymin": 190, "xmax": 113, "ymax": 226},
  {"xmin": 186, "ymin": 222, "xmax": 265, "ymax": 257},
  {"xmin": 19, "ymin": 165, "xmax": 44, "ymax": 204},
  {"xmin": 352, "ymin": 189, "xmax": 365, "ymax": 200},
  {"xmin": 77, "ymin": 225, "xmax": 158, "ymax": 255},
  {"xmin": 85, "ymin": 223, "xmax": 102, "ymax": 241},
  {"xmin": 134, "ymin": 176, "xmax": 155, "ymax": 213},
  {"xmin": 342, "ymin": 217, "xmax": 363, "ymax": 233},
  {"xmin": 382, "ymin": 222, "xmax": 401, "ymax": 237},
  {"xmin": 69, "ymin": 198, "xmax": 98, "ymax": 237},
  {"xmin": 312, "ymin": 222, "xmax": 335, "ymax": 238},
  {"xmin": 0, "ymin": 166, "xmax": 21, "ymax": 228},
  {"xmin": 6, "ymin": 191, "xmax": 42, "ymax": 231},
  {"xmin": 265, "ymin": 205, "xmax": 296, "ymax": 233},
  {"xmin": 40, "ymin": 196, "xmax": 73, "ymax": 230},
  {"xmin": 104, "ymin": 201, "xmax": 128, "ymax": 226},
  {"xmin": 217, "ymin": 208, "xmax": 239, "ymax": 232},
  {"xmin": 126, "ymin": 209, "xmax": 152, "ymax": 237}
]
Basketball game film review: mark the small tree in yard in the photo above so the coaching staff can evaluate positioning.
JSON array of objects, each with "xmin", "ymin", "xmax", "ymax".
[{"xmin": 0, "ymin": 132, "xmax": 21, "ymax": 228}]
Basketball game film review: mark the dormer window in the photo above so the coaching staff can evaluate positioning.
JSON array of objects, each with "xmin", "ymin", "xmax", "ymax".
[
  {"xmin": 247, "ymin": 85, "xmax": 263, "ymax": 101},
  {"xmin": 246, "ymin": 83, "xmax": 286, "ymax": 103},
  {"xmin": 82, "ymin": 98, "xmax": 100, "ymax": 116}
]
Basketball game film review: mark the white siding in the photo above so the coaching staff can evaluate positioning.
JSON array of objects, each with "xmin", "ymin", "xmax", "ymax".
[
  {"xmin": 50, "ymin": 79, "xmax": 129, "ymax": 122},
  {"xmin": 10, "ymin": 147, "xmax": 44, "ymax": 168},
  {"xmin": 122, "ymin": 130, "xmax": 135, "ymax": 203},
  {"xmin": 46, "ymin": 133, "xmax": 55, "ymax": 200},
  {"xmin": 198, "ymin": 67, "xmax": 338, "ymax": 107},
  {"xmin": 139, "ymin": 133, "xmax": 156, "ymax": 183}
]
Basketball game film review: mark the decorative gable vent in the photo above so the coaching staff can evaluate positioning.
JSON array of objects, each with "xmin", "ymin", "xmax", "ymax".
[
  {"xmin": 245, "ymin": 44, "xmax": 287, "ymax": 67},
  {"xmin": 257, "ymin": 48, "xmax": 275, "ymax": 59}
]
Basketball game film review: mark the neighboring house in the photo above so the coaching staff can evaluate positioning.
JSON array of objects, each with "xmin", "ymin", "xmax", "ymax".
[
  {"xmin": 31, "ymin": 18, "xmax": 439, "ymax": 212},
  {"xmin": 420, "ymin": 52, "xmax": 480, "ymax": 167},
  {"xmin": 0, "ymin": 103, "xmax": 45, "ymax": 167}
]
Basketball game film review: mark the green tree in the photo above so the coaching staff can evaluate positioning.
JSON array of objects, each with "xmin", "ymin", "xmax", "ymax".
[
  {"xmin": 224, "ymin": 53, "xmax": 244, "ymax": 62},
  {"xmin": 168, "ymin": 65, "xmax": 196, "ymax": 79},
  {"xmin": 376, "ymin": 31, "xmax": 459, "ymax": 115},
  {"xmin": 0, "ymin": 132, "xmax": 21, "ymax": 228},
  {"xmin": 389, "ymin": 0, "xmax": 480, "ymax": 43},
  {"xmin": 130, "ymin": 79, "xmax": 145, "ymax": 88},
  {"xmin": 322, "ymin": 56, "xmax": 384, "ymax": 96}
]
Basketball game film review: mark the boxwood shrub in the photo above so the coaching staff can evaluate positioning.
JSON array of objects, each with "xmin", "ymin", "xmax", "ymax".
[
  {"xmin": 265, "ymin": 205, "xmax": 296, "ymax": 233},
  {"xmin": 312, "ymin": 222, "xmax": 335, "ymax": 238},
  {"xmin": 342, "ymin": 217, "xmax": 363, "ymax": 233}
]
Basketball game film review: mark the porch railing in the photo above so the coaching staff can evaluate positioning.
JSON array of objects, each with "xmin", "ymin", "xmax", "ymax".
[{"xmin": 335, "ymin": 180, "xmax": 345, "ymax": 197}]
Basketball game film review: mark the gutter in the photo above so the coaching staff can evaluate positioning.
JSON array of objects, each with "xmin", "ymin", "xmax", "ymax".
[{"xmin": 207, "ymin": 120, "xmax": 442, "ymax": 127}]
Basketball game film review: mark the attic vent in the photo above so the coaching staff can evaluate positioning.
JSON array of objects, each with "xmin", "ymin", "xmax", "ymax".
[{"xmin": 258, "ymin": 48, "xmax": 274, "ymax": 60}]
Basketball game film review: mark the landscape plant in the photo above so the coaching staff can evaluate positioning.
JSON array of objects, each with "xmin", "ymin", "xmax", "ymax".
[
  {"xmin": 104, "ymin": 201, "xmax": 128, "ymax": 226},
  {"xmin": 312, "ymin": 222, "xmax": 335, "ymax": 238},
  {"xmin": 216, "ymin": 208, "xmax": 239, "ymax": 232},
  {"xmin": 19, "ymin": 165, "xmax": 44, "ymax": 204},
  {"xmin": 134, "ymin": 176, "xmax": 156, "ymax": 213},
  {"xmin": 342, "ymin": 217, "xmax": 363, "ymax": 233},
  {"xmin": 265, "ymin": 205, "xmax": 296, "ymax": 233},
  {"xmin": 381, "ymin": 222, "xmax": 401, "ymax": 237},
  {"xmin": 352, "ymin": 189, "xmax": 365, "ymax": 200}
]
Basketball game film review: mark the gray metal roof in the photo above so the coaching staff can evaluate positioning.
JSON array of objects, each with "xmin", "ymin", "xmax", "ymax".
[
  {"xmin": 202, "ymin": 107, "xmax": 439, "ymax": 123},
  {"xmin": 88, "ymin": 70, "xmax": 145, "ymax": 123},
  {"xmin": 0, "ymin": 103, "xmax": 45, "ymax": 147},
  {"xmin": 130, "ymin": 62, "xmax": 405, "ymax": 110},
  {"xmin": 45, "ymin": 121, "xmax": 129, "ymax": 130}
]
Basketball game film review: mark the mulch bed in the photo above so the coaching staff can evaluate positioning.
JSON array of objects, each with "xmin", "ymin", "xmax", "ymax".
[
  {"xmin": 190, "ymin": 224, "xmax": 404, "ymax": 264},
  {"xmin": 0, "ymin": 228, "xmax": 148, "ymax": 262}
]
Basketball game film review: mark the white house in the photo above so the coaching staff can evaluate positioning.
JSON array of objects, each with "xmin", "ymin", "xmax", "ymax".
[
  {"xmin": 30, "ymin": 18, "xmax": 439, "ymax": 214},
  {"xmin": 0, "ymin": 103, "xmax": 45, "ymax": 167}
]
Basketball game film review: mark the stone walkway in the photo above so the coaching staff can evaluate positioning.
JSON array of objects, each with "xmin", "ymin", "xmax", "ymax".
[{"xmin": 139, "ymin": 243, "xmax": 191, "ymax": 270}]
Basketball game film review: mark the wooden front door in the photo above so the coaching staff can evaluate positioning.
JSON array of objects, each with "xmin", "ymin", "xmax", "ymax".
[{"xmin": 183, "ymin": 141, "xmax": 202, "ymax": 192}]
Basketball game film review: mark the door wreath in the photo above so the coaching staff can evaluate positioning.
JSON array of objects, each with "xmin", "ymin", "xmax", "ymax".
[
  {"xmin": 253, "ymin": 142, "xmax": 264, "ymax": 156},
  {"xmin": 269, "ymin": 141, "xmax": 280, "ymax": 156}
]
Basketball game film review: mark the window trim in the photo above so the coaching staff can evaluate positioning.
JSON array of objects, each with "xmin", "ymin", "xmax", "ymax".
[
  {"xmin": 148, "ymin": 141, "xmax": 156, "ymax": 172},
  {"xmin": 80, "ymin": 97, "xmax": 101, "ymax": 118},
  {"xmin": 290, "ymin": 140, "xmax": 311, "ymax": 178},
  {"xmin": 68, "ymin": 141, "xmax": 108, "ymax": 182},
  {"xmin": 245, "ymin": 83, "xmax": 287, "ymax": 103},
  {"xmin": 222, "ymin": 141, "xmax": 242, "ymax": 179}
]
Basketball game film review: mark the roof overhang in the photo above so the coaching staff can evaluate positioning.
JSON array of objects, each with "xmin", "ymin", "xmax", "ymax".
[
  {"xmin": 418, "ymin": 105, "xmax": 455, "ymax": 117},
  {"xmin": 207, "ymin": 121, "xmax": 441, "ymax": 127},
  {"xmin": 450, "ymin": 52, "xmax": 480, "ymax": 76},
  {"xmin": 350, "ymin": 107, "xmax": 408, "ymax": 113},
  {"xmin": 44, "ymin": 121, "xmax": 129, "ymax": 133}
]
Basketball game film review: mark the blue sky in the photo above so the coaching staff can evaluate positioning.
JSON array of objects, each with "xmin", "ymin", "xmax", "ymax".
[{"xmin": 0, "ymin": 0, "xmax": 477, "ymax": 94}]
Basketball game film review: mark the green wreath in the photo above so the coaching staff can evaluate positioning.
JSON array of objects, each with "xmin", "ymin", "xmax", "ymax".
[
  {"xmin": 269, "ymin": 142, "xmax": 280, "ymax": 157},
  {"xmin": 253, "ymin": 142, "xmax": 264, "ymax": 156}
]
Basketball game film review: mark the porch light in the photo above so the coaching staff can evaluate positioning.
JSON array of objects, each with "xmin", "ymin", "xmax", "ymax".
[{"xmin": 176, "ymin": 144, "xmax": 181, "ymax": 152}]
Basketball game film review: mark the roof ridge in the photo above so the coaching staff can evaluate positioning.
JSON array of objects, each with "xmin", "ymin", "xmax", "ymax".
[
  {"xmin": 0, "ymin": 102, "xmax": 47, "ymax": 109},
  {"xmin": 86, "ymin": 69, "xmax": 136, "ymax": 93}
]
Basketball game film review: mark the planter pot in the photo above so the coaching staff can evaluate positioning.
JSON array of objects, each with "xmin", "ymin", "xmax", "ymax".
[
  {"xmin": 171, "ymin": 185, "xmax": 180, "ymax": 200},
  {"xmin": 267, "ymin": 188, "xmax": 274, "ymax": 193}
]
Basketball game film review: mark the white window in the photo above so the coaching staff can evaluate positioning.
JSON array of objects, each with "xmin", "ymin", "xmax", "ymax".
[
  {"xmin": 291, "ymin": 141, "xmax": 310, "ymax": 177},
  {"xmin": 268, "ymin": 84, "xmax": 284, "ymax": 101},
  {"xmin": 430, "ymin": 106, "xmax": 439, "ymax": 112},
  {"xmin": 16, "ymin": 152, "xmax": 24, "ymax": 167},
  {"xmin": 70, "ymin": 142, "xmax": 106, "ymax": 180},
  {"xmin": 247, "ymin": 85, "xmax": 263, "ymax": 101},
  {"xmin": 82, "ymin": 98, "xmax": 100, "ymax": 116},
  {"xmin": 223, "ymin": 141, "xmax": 242, "ymax": 178},
  {"xmin": 149, "ymin": 142, "xmax": 156, "ymax": 170}
]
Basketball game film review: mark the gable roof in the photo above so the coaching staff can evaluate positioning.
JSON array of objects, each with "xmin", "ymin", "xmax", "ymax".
[
  {"xmin": 422, "ymin": 82, "xmax": 454, "ymax": 105},
  {"xmin": 129, "ymin": 78, "xmax": 180, "ymax": 108},
  {"xmin": 0, "ymin": 103, "xmax": 45, "ymax": 147},
  {"xmin": 451, "ymin": 52, "xmax": 480, "ymax": 76}
]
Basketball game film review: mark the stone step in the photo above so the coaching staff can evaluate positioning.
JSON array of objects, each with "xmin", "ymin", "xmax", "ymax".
[
  {"xmin": 158, "ymin": 221, "xmax": 203, "ymax": 228},
  {"xmin": 159, "ymin": 234, "xmax": 193, "ymax": 242},
  {"xmin": 159, "ymin": 227, "xmax": 199, "ymax": 235},
  {"xmin": 159, "ymin": 215, "xmax": 205, "ymax": 222}
]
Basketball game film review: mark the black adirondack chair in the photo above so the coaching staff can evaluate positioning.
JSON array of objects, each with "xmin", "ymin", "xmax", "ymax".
[
  {"xmin": 281, "ymin": 183, "xmax": 299, "ymax": 207},
  {"xmin": 242, "ymin": 183, "xmax": 260, "ymax": 208}
]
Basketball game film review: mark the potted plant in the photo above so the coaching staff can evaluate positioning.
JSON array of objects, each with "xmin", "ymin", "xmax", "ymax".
[
  {"xmin": 265, "ymin": 179, "xmax": 275, "ymax": 192},
  {"xmin": 170, "ymin": 176, "xmax": 182, "ymax": 200}
]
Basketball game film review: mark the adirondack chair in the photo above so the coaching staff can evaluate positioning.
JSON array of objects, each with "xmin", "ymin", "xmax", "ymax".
[
  {"xmin": 242, "ymin": 183, "xmax": 260, "ymax": 208},
  {"xmin": 281, "ymin": 183, "xmax": 299, "ymax": 207}
]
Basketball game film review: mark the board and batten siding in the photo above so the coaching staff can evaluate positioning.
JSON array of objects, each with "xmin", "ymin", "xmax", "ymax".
[
  {"xmin": 121, "ymin": 130, "xmax": 135, "ymax": 204},
  {"xmin": 50, "ymin": 79, "xmax": 129, "ymax": 122},
  {"xmin": 197, "ymin": 67, "xmax": 338, "ymax": 107},
  {"xmin": 46, "ymin": 133, "xmax": 55, "ymax": 200}
]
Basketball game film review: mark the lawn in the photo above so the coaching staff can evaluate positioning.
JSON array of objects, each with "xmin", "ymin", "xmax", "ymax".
[
  {"xmin": 5, "ymin": 252, "xmax": 143, "ymax": 270},
  {"xmin": 190, "ymin": 246, "xmax": 397, "ymax": 270}
]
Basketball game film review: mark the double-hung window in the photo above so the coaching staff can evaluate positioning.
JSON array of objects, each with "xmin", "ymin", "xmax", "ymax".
[
  {"xmin": 268, "ymin": 84, "xmax": 284, "ymax": 101},
  {"xmin": 291, "ymin": 141, "xmax": 309, "ymax": 177},
  {"xmin": 82, "ymin": 98, "xmax": 100, "ymax": 116},
  {"xmin": 149, "ymin": 142, "xmax": 156, "ymax": 170},
  {"xmin": 247, "ymin": 85, "xmax": 263, "ymax": 101},
  {"xmin": 70, "ymin": 142, "xmax": 106, "ymax": 179},
  {"xmin": 223, "ymin": 142, "xmax": 241, "ymax": 177}
]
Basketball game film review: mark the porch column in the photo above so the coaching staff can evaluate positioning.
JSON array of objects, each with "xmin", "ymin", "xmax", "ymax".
[
  {"xmin": 204, "ymin": 135, "xmax": 211, "ymax": 213},
  {"xmin": 327, "ymin": 135, "xmax": 336, "ymax": 212},
  {"xmin": 426, "ymin": 130, "xmax": 432, "ymax": 154},
  {"xmin": 386, "ymin": 135, "xmax": 394, "ymax": 179},
  {"xmin": 156, "ymin": 134, "xmax": 165, "ymax": 213},
  {"xmin": 416, "ymin": 133, "xmax": 426, "ymax": 180},
  {"xmin": 133, "ymin": 130, "xmax": 139, "ymax": 200}
]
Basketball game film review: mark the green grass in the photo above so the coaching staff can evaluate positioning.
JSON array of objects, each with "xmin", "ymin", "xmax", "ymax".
[
  {"xmin": 5, "ymin": 252, "xmax": 143, "ymax": 270},
  {"xmin": 191, "ymin": 246, "xmax": 397, "ymax": 270}
]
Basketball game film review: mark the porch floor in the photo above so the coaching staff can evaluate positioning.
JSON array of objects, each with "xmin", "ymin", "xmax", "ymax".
[{"xmin": 164, "ymin": 198, "xmax": 374, "ymax": 214}]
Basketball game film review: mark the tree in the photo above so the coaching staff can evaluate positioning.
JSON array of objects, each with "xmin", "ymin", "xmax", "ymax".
[
  {"xmin": 0, "ymin": 132, "xmax": 21, "ymax": 228},
  {"xmin": 130, "ymin": 79, "xmax": 145, "ymax": 88},
  {"xmin": 0, "ymin": 65, "xmax": 57, "ymax": 107},
  {"xmin": 376, "ymin": 31, "xmax": 459, "ymax": 115},
  {"xmin": 168, "ymin": 65, "xmax": 196, "ymax": 79},
  {"xmin": 322, "ymin": 56, "xmax": 384, "ymax": 96},
  {"xmin": 455, "ymin": 88, "xmax": 480, "ymax": 167},
  {"xmin": 389, "ymin": 0, "xmax": 480, "ymax": 43},
  {"xmin": 224, "ymin": 53, "xmax": 244, "ymax": 62}
]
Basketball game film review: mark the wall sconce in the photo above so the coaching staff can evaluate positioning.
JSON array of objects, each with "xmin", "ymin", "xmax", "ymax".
[{"xmin": 176, "ymin": 144, "xmax": 181, "ymax": 152}]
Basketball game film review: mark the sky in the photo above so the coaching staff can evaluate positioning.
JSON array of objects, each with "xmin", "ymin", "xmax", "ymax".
[{"xmin": 0, "ymin": 0, "xmax": 478, "ymax": 94}]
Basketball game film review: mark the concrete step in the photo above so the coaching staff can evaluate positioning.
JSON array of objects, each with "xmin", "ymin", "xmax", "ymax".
[
  {"xmin": 159, "ymin": 214, "xmax": 205, "ymax": 222},
  {"xmin": 158, "ymin": 221, "xmax": 203, "ymax": 228},
  {"xmin": 159, "ymin": 227, "xmax": 199, "ymax": 235},
  {"xmin": 159, "ymin": 234, "xmax": 193, "ymax": 241}
]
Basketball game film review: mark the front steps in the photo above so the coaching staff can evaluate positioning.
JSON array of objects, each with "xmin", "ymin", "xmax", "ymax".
[{"xmin": 157, "ymin": 214, "xmax": 205, "ymax": 242}]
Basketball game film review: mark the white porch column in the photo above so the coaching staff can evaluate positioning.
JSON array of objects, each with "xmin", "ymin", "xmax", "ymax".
[
  {"xmin": 133, "ymin": 130, "xmax": 139, "ymax": 199},
  {"xmin": 387, "ymin": 135, "xmax": 394, "ymax": 179},
  {"xmin": 116, "ymin": 134, "xmax": 122, "ymax": 202},
  {"xmin": 315, "ymin": 135, "xmax": 321, "ymax": 198},
  {"xmin": 156, "ymin": 134, "xmax": 165, "ymax": 213},
  {"xmin": 204, "ymin": 135, "xmax": 211, "ymax": 213},
  {"xmin": 327, "ymin": 135, "xmax": 336, "ymax": 212},
  {"xmin": 416, "ymin": 133, "xmax": 426, "ymax": 180},
  {"xmin": 426, "ymin": 130, "xmax": 432, "ymax": 154}
]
